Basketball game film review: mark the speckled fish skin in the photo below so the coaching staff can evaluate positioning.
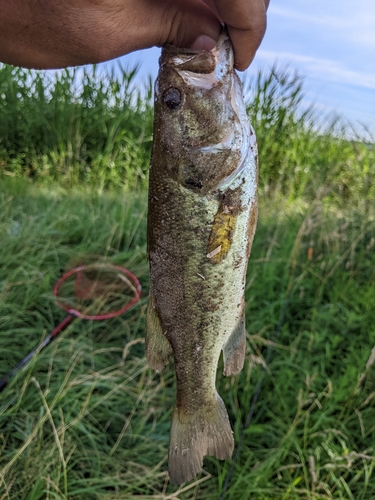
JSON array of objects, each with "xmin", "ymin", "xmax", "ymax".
[{"xmin": 146, "ymin": 32, "xmax": 258, "ymax": 484}]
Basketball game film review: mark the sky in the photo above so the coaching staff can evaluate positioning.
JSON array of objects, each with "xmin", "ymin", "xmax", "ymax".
[{"xmin": 99, "ymin": 0, "xmax": 375, "ymax": 137}]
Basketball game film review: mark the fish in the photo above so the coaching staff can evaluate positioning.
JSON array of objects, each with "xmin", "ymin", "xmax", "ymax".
[{"xmin": 146, "ymin": 30, "xmax": 258, "ymax": 484}]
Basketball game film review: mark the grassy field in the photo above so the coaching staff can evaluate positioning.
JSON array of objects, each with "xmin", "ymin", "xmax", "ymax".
[
  {"xmin": 1, "ymin": 63, "xmax": 375, "ymax": 499},
  {"xmin": 0, "ymin": 176, "xmax": 374, "ymax": 499}
]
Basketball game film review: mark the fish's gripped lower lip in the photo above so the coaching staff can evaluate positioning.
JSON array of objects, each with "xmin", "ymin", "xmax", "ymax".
[{"xmin": 171, "ymin": 35, "xmax": 232, "ymax": 90}]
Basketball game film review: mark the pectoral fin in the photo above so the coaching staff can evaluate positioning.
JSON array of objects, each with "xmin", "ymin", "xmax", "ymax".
[
  {"xmin": 222, "ymin": 313, "xmax": 246, "ymax": 376},
  {"xmin": 145, "ymin": 295, "xmax": 172, "ymax": 372}
]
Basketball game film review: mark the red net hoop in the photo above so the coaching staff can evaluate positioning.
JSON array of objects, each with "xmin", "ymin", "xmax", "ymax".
[{"xmin": 53, "ymin": 264, "xmax": 142, "ymax": 320}]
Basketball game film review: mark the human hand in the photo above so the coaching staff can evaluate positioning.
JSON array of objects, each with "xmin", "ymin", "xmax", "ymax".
[
  {"xmin": 0, "ymin": 0, "xmax": 268, "ymax": 70},
  {"xmin": 199, "ymin": 0, "xmax": 270, "ymax": 70}
]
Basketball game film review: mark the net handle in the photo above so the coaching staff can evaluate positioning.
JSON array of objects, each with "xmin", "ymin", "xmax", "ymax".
[{"xmin": 0, "ymin": 265, "xmax": 141, "ymax": 393}]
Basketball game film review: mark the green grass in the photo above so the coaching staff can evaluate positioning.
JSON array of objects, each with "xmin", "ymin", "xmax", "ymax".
[
  {"xmin": 0, "ymin": 65, "xmax": 153, "ymax": 190},
  {"xmin": 1, "ymin": 178, "xmax": 375, "ymax": 499},
  {"xmin": 1, "ymin": 63, "xmax": 374, "ymax": 204},
  {"xmin": 244, "ymin": 66, "xmax": 375, "ymax": 204}
]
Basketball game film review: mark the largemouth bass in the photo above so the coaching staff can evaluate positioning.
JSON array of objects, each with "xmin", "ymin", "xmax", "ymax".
[{"xmin": 146, "ymin": 31, "xmax": 258, "ymax": 484}]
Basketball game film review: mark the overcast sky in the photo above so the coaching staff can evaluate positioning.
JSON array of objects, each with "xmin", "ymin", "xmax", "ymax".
[{"xmin": 102, "ymin": 0, "xmax": 375, "ymax": 135}]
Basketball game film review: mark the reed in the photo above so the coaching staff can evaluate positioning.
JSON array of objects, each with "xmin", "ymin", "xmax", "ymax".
[{"xmin": 1, "ymin": 63, "xmax": 374, "ymax": 205}]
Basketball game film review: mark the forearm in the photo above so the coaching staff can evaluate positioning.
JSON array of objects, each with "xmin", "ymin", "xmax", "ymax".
[{"xmin": 0, "ymin": 0, "xmax": 153, "ymax": 69}]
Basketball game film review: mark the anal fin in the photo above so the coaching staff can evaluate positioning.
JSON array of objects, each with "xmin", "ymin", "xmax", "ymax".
[
  {"xmin": 223, "ymin": 313, "xmax": 246, "ymax": 376},
  {"xmin": 145, "ymin": 295, "xmax": 172, "ymax": 372}
]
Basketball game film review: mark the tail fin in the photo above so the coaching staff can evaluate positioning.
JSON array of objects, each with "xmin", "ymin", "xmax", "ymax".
[{"xmin": 168, "ymin": 393, "xmax": 234, "ymax": 484}]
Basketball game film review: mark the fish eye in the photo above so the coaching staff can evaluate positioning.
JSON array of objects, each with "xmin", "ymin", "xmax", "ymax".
[{"xmin": 163, "ymin": 87, "xmax": 182, "ymax": 110}]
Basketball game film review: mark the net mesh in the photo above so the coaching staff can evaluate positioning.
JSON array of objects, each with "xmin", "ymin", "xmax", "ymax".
[{"xmin": 55, "ymin": 260, "xmax": 140, "ymax": 318}]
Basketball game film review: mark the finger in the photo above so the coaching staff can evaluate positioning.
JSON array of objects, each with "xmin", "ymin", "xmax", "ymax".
[
  {"xmin": 214, "ymin": 0, "xmax": 269, "ymax": 70},
  {"xmin": 156, "ymin": 0, "xmax": 221, "ymax": 51},
  {"xmin": 201, "ymin": 0, "xmax": 221, "ymax": 20}
]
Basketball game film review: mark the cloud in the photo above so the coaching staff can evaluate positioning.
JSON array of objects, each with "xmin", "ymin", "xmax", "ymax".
[
  {"xmin": 268, "ymin": 4, "xmax": 349, "ymax": 30},
  {"xmin": 248, "ymin": 43, "xmax": 375, "ymax": 131},
  {"xmin": 268, "ymin": 1, "xmax": 375, "ymax": 51},
  {"xmin": 256, "ymin": 50, "xmax": 375, "ymax": 91}
]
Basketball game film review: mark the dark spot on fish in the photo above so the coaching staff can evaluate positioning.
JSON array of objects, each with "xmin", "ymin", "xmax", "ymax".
[
  {"xmin": 163, "ymin": 87, "xmax": 182, "ymax": 110},
  {"xmin": 221, "ymin": 186, "xmax": 244, "ymax": 216},
  {"xmin": 185, "ymin": 178, "xmax": 203, "ymax": 189}
]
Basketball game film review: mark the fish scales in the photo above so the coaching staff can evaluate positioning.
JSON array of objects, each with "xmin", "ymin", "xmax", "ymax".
[{"xmin": 146, "ymin": 32, "xmax": 258, "ymax": 484}]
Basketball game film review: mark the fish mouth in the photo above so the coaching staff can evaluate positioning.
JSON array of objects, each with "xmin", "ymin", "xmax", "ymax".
[{"xmin": 161, "ymin": 30, "xmax": 233, "ymax": 89}]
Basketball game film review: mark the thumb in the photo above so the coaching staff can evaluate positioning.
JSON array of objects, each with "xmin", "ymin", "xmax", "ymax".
[{"xmin": 155, "ymin": 0, "xmax": 221, "ymax": 51}]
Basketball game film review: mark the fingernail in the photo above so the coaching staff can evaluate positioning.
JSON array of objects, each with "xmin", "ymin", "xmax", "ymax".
[{"xmin": 190, "ymin": 35, "xmax": 217, "ymax": 51}]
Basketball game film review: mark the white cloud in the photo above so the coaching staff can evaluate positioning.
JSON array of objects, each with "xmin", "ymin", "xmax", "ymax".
[
  {"xmin": 268, "ymin": 1, "xmax": 375, "ymax": 51},
  {"xmin": 268, "ymin": 4, "xmax": 349, "ymax": 30},
  {"xmin": 256, "ymin": 50, "xmax": 375, "ymax": 91}
]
